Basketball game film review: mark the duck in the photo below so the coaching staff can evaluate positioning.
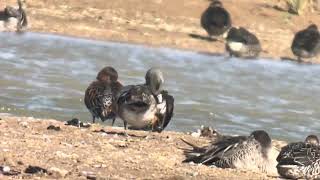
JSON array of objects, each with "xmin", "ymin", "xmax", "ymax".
[
  {"xmin": 276, "ymin": 135, "xmax": 320, "ymax": 179},
  {"xmin": 201, "ymin": 0, "xmax": 231, "ymax": 38},
  {"xmin": 116, "ymin": 68, "xmax": 174, "ymax": 132},
  {"xmin": 225, "ymin": 27, "xmax": 262, "ymax": 58},
  {"xmin": 183, "ymin": 130, "xmax": 279, "ymax": 175},
  {"xmin": 291, "ymin": 24, "xmax": 320, "ymax": 62},
  {"xmin": 0, "ymin": 0, "xmax": 28, "ymax": 32},
  {"xmin": 84, "ymin": 66, "xmax": 123, "ymax": 124}
]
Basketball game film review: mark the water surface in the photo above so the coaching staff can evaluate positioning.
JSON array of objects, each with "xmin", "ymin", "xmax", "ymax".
[{"xmin": 0, "ymin": 32, "xmax": 319, "ymax": 141}]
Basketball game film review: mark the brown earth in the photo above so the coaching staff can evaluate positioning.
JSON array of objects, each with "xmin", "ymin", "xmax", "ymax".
[
  {"xmin": 2, "ymin": 0, "xmax": 320, "ymax": 63},
  {"xmin": 0, "ymin": 115, "xmax": 288, "ymax": 179}
]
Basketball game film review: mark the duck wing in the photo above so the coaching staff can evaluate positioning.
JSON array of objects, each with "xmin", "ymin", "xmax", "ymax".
[
  {"xmin": 156, "ymin": 90, "xmax": 174, "ymax": 132},
  {"xmin": 277, "ymin": 143, "xmax": 320, "ymax": 167},
  {"xmin": 183, "ymin": 135, "xmax": 247, "ymax": 165},
  {"xmin": 84, "ymin": 81, "xmax": 115, "ymax": 121}
]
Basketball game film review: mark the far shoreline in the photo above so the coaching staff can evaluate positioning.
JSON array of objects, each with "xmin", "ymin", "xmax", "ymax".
[{"xmin": 22, "ymin": 0, "xmax": 320, "ymax": 63}]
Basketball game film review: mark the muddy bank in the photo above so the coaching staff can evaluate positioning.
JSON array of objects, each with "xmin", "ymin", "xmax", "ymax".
[
  {"xmin": 0, "ymin": 115, "xmax": 288, "ymax": 179},
  {"xmin": 2, "ymin": 0, "xmax": 320, "ymax": 63}
]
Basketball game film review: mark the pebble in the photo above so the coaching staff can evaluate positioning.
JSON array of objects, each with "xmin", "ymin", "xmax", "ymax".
[
  {"xmin": 2, "ymin": 166, "xmax": 11, "ymax": 173},
  {"xmin": 191, "ymin": 132, "xmax": 200, "ymax": 138},
  {"xmin": 19, "ymin": 121, "xmax": 29, "ymax": 128},
  {"xmin": 49, "ymin": 167, "xmax": 68, "ymax": 178},
  {"xmin": 80, "ymin": 171, "xmax": 96, "ymax": 179}
]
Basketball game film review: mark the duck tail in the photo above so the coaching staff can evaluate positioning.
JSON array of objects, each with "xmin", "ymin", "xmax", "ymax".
[{"xmin": 181, "ymin": 138, "xmax": 207, "ymax": 163}]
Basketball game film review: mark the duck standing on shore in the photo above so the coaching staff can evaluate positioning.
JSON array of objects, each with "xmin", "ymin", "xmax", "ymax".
[
  {"xmin": 84, "ymin": 66, "xmax": 123, "ymax": 124},
  {"xmin": 116, "ymin": 68, "xmax": 174, "ymax": 133},
  {"xmin": 276, "ymin": 135, "xmax": 320, "ymax": 179},
  {"xmin": 225, "ymin": 27, "xmax": 262, "ymax": 58},
  {"xmin": 183, "ymin": 130, "xmax": 279, "ymax": 175},
  {"xmin": 0, "ymin": 0, "xmax": 28, "ymax": 32},
  {"xmin": 291, "ymin": 24, "xmax": 320, "ymax": 62},
  {"xmin": 201, "ymin": 0, "xmax": 231, "ymax": 38}
]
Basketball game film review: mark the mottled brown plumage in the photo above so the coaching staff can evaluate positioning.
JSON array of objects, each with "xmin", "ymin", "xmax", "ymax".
[
  {"xmin": 84, "ymin": 66, "xmax": 123, "ymax": 124},
  {"xmin": 291, "ymin": 24, "xmax": 320, "ymax": 62}
]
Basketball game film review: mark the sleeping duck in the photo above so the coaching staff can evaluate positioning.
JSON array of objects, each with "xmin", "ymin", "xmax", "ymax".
[
  {"xmin": 116, "ymin": 68, "xmax": 174, "ymax": 132},
  {"xmin": 183, "ymin": 130, "xmax": 279, "ymax": 175},
  {"xmin": 201, "ymin": 0, "xmax": 231, "ymax": 38},
  {"xmin": 291, "ymin": 24, "xmax": 320, "ymax": 62},
  {"xmin": 84, "ymin": 66, "xmax": 123, "ymax": 124},
  {"xmin": 276, "ymin": 135, "xmax": 320, "ymax": 179},
  {"xmin": 225, "ymin": 27, "xmax": 262, "ymax": 59},
  {"xmin": 0, "ymin": 0, "xmax": 28, "ymax": 32}
]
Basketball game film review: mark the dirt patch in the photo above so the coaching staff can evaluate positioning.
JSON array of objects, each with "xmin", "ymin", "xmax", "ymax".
[
  {"xmin": 0, "ymin": 115, "xmax": 288, "ymax": 179},
  {"xmin": 2, "ymin": 0, "xmax": 320, "ymax": 63}
]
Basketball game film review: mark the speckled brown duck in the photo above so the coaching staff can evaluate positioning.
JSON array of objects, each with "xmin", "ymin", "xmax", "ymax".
[
  {"xmin": 201, "ymin": 0, "xmax": 231, "ymax": 37},
  {"xmin": 225, "ymin": 27, "xmax": 262, "ymax": 59},
  {"xmin": 0, "ymin": 0, "xmax": 28, "ymax": 32},
  {"xmin": 116, "ymin": 68, "xmax": 174, "ymax": 132},
  {"xmin": 291, "ymin": 24, "xmax": 320, "ymax": 62},
  {"xmin": 183, "ymin": 130, "xmax": 279, "ymax": 175},
  {"xmin": 277, "ymin": 135, "xmax": 320, "ymax": 179},
  {"xmin": 84, "ymin": 66, "xmax": 123, "ymax": 124}
]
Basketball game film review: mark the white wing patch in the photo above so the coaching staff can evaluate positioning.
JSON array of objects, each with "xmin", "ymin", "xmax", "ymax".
[
  {"xmin": 156, "ymin": 94, "xmax": 166, "ymax": 114},
  {"xmin": 228, "ymin": 42, "xmax": 244, "ymax": 51}
]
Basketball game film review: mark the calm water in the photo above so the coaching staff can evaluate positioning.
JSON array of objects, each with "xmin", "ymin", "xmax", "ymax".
[{"xmin": 0, "ymin": 32, "xmax": 319, "ymax": 141}]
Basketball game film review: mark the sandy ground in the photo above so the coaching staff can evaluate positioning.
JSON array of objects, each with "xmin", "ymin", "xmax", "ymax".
[
  {"xmin": 2, "ymin": 0, "xmax": 320, "ymax": 63},
  {"xmin": 0, "ymin": 115, "xmax": 288, "ymax": 179}
]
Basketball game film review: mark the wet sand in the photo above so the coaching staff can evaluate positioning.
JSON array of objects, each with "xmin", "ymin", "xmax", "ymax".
[{"xmin": 3, "ymin": 0, "xmax": 320, "ymax": 62}]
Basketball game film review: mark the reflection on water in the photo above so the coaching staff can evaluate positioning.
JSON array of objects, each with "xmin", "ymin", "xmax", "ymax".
[{"xmin": 0, "ymin": 32, "xmax": 320, "ymax": 141}]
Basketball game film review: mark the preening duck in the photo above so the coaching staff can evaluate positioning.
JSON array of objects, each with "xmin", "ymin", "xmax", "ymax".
[
  {"xmin": 0, "ymin": 0, "xmax": 28, "ymax": 32},
  {"xmin": 84, "ymin": 66, "xmax": 123, "ymax": 124},
  {"xmin": 183, "ymin": 130, "xmax": 278, "ymax": 175},
  {"xmin": 276, "ymin": 135, "xmax": 320, "ymax": 179},
  {"xmin": 291, "ymin": 24, "xmax": 320, "ymax": 62},
  {"xmin": 201, "ymin": 0, "xmax": 231, "ymax": 37},
  {"xmin": 225, "ymin": 27, "xmax": 262, "ymax": 58},
  {"xmin": 116, "ymin": 68, "xmax": 174, "ymax": 132}
]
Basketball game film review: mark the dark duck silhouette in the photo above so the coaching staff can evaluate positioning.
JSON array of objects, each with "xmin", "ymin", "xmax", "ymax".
[
  {"xmin": 116, "ymin": 68, "xmax": 174, "ymax": 132},
  {"xmin": 183, "ymin": 130, "xmax": 279, "ymax": 175},
  {"xmin": 84, "ymin": 66, "xmax": 123, "ymax": 124},
  {"xmin": 291, "ymin": 24, "xmax": 320, "ymax": 62},
  {"xmin": 225, "ymin": 27, "xmax": 262, "ymax": 58},
  {"xmin": 0, "ymin": 0, "xmax": 28, "ymax": 31},
  {"xmin": 201, "ymin": 0, "xmax": 231, "ymax": 38},
  {"xmin": 276, "ymin": 135, "xmax": 320, "ymax": 179}
]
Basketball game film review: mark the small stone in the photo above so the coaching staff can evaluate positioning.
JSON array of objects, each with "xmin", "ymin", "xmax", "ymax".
[
  {"xmin": 49, "ymin": 167, "xmax": 68, "ymax": 178},
  {"xmin": 80, "ymin": 171, "xmax": 96, "ymax": 179},
  {"xmin": 24, "ymin": 165, "xmax": 47, "ymax": 174},
  {"xmin": 2, "ymin": 166, "xmax": 10, "ymax": 173},
  {"xmin": 19, "ymin": 121, "xmax": 28, "ymax": 128},
  {"xmin": 47, "ymin": 125, "xmax": 61, "ymax": 131},
  {"xmin": 191, "ymin": 132, "xmax": 200, "ymax": 138}
]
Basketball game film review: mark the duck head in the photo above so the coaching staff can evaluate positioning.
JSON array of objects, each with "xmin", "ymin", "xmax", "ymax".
[
  {"xmin": 305, "ymin": 134, "xmax": 319, "ymax": 146},
  {"xmin": 124, "ymin": 86, "xmax": 153, "ymax": 113},
  {"xmin": 307, "ymin": 24, "xmax": 318, "ymax": 31},
  {"xmin": 250, "ymin": 130, "xmax": 272, "ymax": 158},
  {"xmin": 210, "ymin": 0, "xmax": 223, "ymax": 7},
  {"xmin": 145, "ymin": 68, "xmax": 164, "ymax": 96},
  {"xmin": 96, "ymin": 66, "xmax": 118, "ymax": 83},
  {"xmin": 226, "ymin": 27, "xmax": 248, "ymax": 43}
]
